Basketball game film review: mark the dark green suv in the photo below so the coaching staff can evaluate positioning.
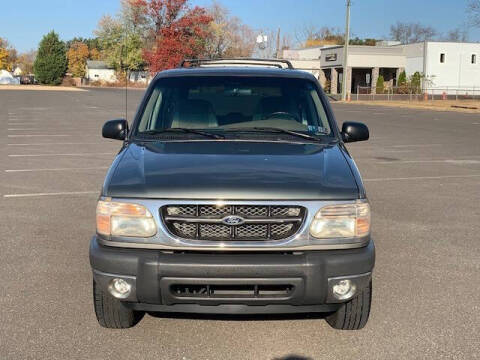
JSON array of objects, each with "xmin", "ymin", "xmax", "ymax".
[{"xmin": 90, "ymin": 59, "xmax": 374, "ymax": 330}]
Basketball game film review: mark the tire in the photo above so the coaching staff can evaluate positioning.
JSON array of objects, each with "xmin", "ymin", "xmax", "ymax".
[
  {"xmin": 93, "ymin": 280, "xmax": 144, "ymax": 329},
  {"xmin": 326, "ymin": 280, "xmax": 372, "ymax": 330}
]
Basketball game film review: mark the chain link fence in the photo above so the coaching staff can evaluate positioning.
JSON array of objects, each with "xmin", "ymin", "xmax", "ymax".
[{"xmin": 353, "ymin": 86, "xmax": 480, "ymax": 101}]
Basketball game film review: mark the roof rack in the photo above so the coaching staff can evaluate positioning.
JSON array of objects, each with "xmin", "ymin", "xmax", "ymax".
[{"xmin": 178, "ymin": 58, "xmax": 294, "ymax": 70}]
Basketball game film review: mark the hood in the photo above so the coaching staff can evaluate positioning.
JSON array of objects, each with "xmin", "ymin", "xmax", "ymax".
[{"xmin": 104, "ymin": 141, "xmax": 359, "ymax": 200}]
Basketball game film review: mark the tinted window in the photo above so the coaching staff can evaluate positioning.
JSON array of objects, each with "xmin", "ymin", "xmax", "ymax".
[{"xmin": 136, "ymin": 76, "xmax": 332, "ymax": 136}]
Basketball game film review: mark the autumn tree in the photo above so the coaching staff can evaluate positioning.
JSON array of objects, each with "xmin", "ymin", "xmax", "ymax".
[
  {"xmin": 132, "ymin": 0, "xmax": 212, "ymax": 72},
  {"xmin": 33, "ymin": 31, "xmax": 67, "ymax": 85},
  {"xmin": 205, "ymin": 2, "xmax": 255, "ymax": 58},
  {"xmin": 67, "ymin": 41, "xmax": 89, "ymax": 77},
  {"xmin": 17, "ymin": 50, "xmax": 36, "ymax": 74},
  {"xmin": 0, "ymin": 38, "xmax": 17, "ymax": 71},
  {"xmin": 0, "ymin": 38, "xmax": 9, "ymax": 70}
]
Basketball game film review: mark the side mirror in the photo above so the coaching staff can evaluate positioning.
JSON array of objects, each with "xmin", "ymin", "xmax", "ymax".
[
  {"xmin": 102, "ymin": 119, "xmax": 128, "ymax": 140},
  {"xmin": 341, "ymin": 122, "xmax": 369, "ymax": 143}
]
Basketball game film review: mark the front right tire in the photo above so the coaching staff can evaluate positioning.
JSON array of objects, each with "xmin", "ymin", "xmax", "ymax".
[
  {"xmin": 93, "ymin": 280, "xmax": 144, "ymax": 329},
  {"xmin": 326, "ymin": 280, "xmax": 372, "ymax": 330}
]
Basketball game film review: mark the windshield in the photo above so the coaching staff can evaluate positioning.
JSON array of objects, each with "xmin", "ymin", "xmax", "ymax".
[{"xmin": 134, "ymin": 76, "xmax": 333, "ymax": 138}]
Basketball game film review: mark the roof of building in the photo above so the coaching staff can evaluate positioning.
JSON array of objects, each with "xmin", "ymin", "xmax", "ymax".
[{"xmin": 86, "ymin": 60, "xmax": 113, "ymax": 70}]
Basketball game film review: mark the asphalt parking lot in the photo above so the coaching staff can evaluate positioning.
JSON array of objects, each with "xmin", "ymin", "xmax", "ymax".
[{"xmin": 1, "ymin": 88, "xmax": 479, "ymax": 360}]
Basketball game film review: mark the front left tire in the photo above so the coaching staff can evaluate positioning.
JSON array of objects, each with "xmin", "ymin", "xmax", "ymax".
[{"xmin": 93, "ymin": 280, "xmax": 144, "ymax": 328}]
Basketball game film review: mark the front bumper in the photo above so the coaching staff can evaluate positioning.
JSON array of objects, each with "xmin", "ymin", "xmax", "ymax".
[{"xmin": 90, "ymin": 236, "xmax": 375, "ymax": 314}]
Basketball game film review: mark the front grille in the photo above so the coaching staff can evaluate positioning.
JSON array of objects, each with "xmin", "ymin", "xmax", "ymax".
[
  {"xmin": 162, "ymin": 205, "xmax": 306, "ymax": 241},
  {"xmin": 170, "ymin": 284, "xmax": 294, "ymax": 298}
]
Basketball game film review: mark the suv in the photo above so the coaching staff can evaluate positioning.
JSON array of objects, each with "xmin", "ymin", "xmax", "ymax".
[{"xmin": 90, "ymin": 59, "xmax": 374, "ymax": 330}]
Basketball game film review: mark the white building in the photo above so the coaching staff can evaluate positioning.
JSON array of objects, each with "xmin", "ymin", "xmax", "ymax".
[
  {"xmin": 283, "ymin": 41, "xmax": 480, "ymax": 95},
  {"xmin": 86, "ymin": 60, "xmax": 117, "ymax": 83},
  {"xmin": 404, "ymin": 42, "xmax": 480, "ymax": 92}
]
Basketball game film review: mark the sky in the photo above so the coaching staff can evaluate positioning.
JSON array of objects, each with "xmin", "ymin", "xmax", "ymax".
[{"xmin": 1, "ymin": 0, "xmax": 479, "ymax": 53}]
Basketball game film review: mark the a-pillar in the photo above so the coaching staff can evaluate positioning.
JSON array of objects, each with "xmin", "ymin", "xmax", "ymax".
[
  {"xmin": 330, "ymin": 68, "xmax": 338, "ymax": 94},
  {"xmin": 371, "ymin": 67, "xmax": 379, "ymax": 94}
]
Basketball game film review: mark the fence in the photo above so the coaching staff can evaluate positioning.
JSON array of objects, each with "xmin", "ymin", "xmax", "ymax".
[{"xmin": 353, "ymin": 86, "xmax": 480, "ymax": 101}]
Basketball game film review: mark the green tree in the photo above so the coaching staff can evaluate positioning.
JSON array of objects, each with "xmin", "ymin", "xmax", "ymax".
[
  {"xmin": 376, "ymin": 75, "xmax": 385, "ymax": 94},
  {"xmin": 397, "ymin": 71, "xmax": 407, "ymax": 86},
  {"xmin": 94, "ymin": 15, "xmax": 145, "ymax": 72},
  {"xmin": 33, "ymin": 31, "xmax": 67, "ymax": 85},
  {"xmin": 410, "ymin": 72, "xmax": 422, "ymax": 94}
]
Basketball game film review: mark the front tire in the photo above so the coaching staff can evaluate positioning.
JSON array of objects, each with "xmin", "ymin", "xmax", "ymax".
[
  {"xmin": 326, "ymin": 280, "xmax": 372, "ymax": 330},
  {"xmin": 93, "ymin": 280, "xmax": 144, "ymax": 328}
]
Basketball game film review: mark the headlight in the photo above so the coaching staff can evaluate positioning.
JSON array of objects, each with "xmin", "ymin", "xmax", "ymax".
[
  {"xmin": 96, "ymin": 200, "xmax": 157, "ymax": 238},
  {"xmin": 310, "ymin": 201, "xmax": 370, "ymax": 239}
]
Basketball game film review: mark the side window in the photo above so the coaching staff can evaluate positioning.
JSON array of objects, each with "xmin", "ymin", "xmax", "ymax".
[
  {"xmin": 138, "ymin": 87, "xmax": 163, "ymax": 131},
  {"xmin": 472, "ymin": 54, "xmax": 477, "ymax": 64},
  {"xmin": 440, "ymin": 53, "xmax": 445, "ymax": 63}
]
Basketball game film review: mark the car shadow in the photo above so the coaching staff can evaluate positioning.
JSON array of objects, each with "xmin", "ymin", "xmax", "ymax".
[{"xmin": 147, "ymin": 311, "xmax": 329, "ymax": 322}]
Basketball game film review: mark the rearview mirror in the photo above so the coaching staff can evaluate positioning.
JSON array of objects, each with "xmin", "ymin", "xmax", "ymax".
[
  {"xmin": 102, "ymin": 119, "xmax": 128, "ymax": 140},
  {"xmin": 341, "ymin": 122, "xmax": 369, "ymax": 143}
]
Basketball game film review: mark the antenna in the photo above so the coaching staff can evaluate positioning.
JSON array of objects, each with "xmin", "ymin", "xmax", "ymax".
[{"xmin": 122, "ymin": 26, "xmax": 128, "ymax": 134}]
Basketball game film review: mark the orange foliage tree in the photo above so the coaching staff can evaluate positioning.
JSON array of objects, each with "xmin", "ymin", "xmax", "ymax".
[
  {"xmin": 67, "ymin": 41, "xmax": 90, "ymax": 77},
  {"xmin": 128, "ymin": 0, "xmax": 212, "ymax": 72}
]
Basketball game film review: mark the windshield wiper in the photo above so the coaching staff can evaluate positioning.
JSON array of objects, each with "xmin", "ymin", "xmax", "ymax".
[
  {"xmin": 225, "ymin": 127, "xmax": 325, "ymax": 141},
  {"xmin": 140, "ymin": 128, "xmax": 224, "ymax": 139}
]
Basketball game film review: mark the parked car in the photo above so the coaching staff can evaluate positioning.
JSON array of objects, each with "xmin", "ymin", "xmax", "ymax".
[{"xmin": 90, "ymin": 58, "xmax": 374, "ymax": 330}]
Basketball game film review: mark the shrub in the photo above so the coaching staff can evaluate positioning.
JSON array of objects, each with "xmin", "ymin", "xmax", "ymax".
[
  {"xmin": 376, "ymin": 75, "xmax": 385, "ymax": 94},
  {"xmin": 34, "ymin": 31, "xmax": 67, "ymax": 85}
]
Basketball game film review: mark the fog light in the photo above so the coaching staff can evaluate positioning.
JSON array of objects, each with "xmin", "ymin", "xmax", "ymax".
[
  {"xmin": 332, "ymin": 279, "xmax": 356, "ymax": 300},
  {"xmin": 108, "ymin": 278, "xmax": 131, "ymax": 299}
]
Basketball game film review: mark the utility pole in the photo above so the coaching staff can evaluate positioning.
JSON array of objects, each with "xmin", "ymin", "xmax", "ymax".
[
  {"xmin": 342, "ymin": 0, "xmax": 351, "ymax": 101},
  {"xmin": 276, "ymin": 28, "xmax": 281, "ymax": 59}
]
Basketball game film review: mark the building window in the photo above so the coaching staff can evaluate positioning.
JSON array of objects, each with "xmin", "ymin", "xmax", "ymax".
[
  {"xmin": 472, "ymin": 54, "xmax": 477, "ymax": 64},
  {"xmin": 440, "ymin": 53, "xmax": 445, "ymax": 63}
]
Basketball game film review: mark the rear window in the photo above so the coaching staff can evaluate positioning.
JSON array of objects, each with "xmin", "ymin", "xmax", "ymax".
[{"xmin": 135, "ymin": 76, "xmax": 332, "ymax": 136}]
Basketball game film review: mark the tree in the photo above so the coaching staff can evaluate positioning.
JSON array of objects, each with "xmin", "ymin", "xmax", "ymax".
[
  {"xmin": 445, "ymin": 28, "xmax": 468, "ymax": 42},
  {"xmin": 376, "ymin": 75, "xmax": 385, "ymax": 94},
  {"xmin": 410, "ymin": 72, "xmax": 422, "ymax": 93},
  {"xmin": 0, "ymin": 37, "xmax": 17, "ymax": 71},
  {"xmin": 95, "ymin": 15, "xmax": 145, "ymax": 72},
  {"xmin": 204, "ymin": 2, "xmax": 255, "ymax": 58},
  {"xmin": 17, "ymin": 50, "xmax": 37, "ymax": 74},
  {"xmin": 397, "ymin": 70, "xmax": 407, "ymax": 86},
  {"xmin": 0, "ymin": 41, "xmax": 8, "ymax": 70},
  {"xmin": 67, "ymin": 41, "xmax": 89, "ymax": 77},
  {"xmin": 390, "ymin": 22, "xmax": 437, "ymax": 44},
  {"xmin": 350, "ymin": 37, "xmax": 376, "ymax": 46},
  {"xmin": 138, "ymin": 0, "xmax": 213, "ymax": 72},
  {"xmin": 33, "ymin": 31, "xmax": 67, "ymax": 85},
  {"xmin": 469, "ymin": 0, "xmax": 480, "ymax": 27}
]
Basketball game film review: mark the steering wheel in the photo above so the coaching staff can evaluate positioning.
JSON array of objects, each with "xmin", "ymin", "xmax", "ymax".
[{"xmin": 263, "ymin": 111, "xmax": 299, "ymax": 122}]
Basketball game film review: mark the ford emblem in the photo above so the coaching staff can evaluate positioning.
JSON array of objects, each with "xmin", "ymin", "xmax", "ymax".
[{"xmin": 222, "ymin": 215, "xmax": 245, "ymax": 225}]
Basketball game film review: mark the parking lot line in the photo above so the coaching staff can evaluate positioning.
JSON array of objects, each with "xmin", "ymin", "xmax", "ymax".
[
  {"xmin": 8, "ymin": 153, "xmax": 113, "ymax": 157},
  {"xmin": 8, "ymin": 128, "xmax": 42, "ymax": 131},
  {"xmin": 8, "ymin": 134, "xmax": 72, "ymax": 137},
  {"xmin": 364, "ymin": 174, "xmax": 480, "ymax": 182},
  {"xmin": 8, "ymin": 142, "xmax": 105, "ymax": 146},
  {"xmin": 5, "ymin": 166, "xmax": 109, "ymax": 173},
  {"xmin": 377, "ymin": 158, "xmax": 480, "ymax": 164},
  {"xmin": 391, "ymin": 144, "xmax": 442, "ymax": 148},
  {"xmin": 3, "ymin": 191, "xmax": 99, "ymax": 198}
]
